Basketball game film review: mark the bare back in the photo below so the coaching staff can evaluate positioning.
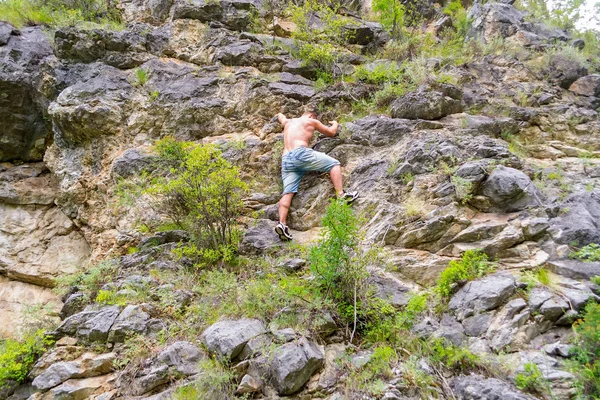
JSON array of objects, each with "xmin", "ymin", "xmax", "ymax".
[{"xmin": 282, "ymin": 117, "xmax": 316, "ymax": 154}]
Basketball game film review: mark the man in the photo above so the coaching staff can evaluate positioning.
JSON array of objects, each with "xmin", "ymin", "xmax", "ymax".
[{"xmin": 274, "ymin": 110, "xmax": 358, "ymax": 241}]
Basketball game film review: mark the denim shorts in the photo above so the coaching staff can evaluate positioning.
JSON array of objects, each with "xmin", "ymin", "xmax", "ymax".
[{"xmin": 281, "ymin": 146, "xmax": 340, "ymax": 194}]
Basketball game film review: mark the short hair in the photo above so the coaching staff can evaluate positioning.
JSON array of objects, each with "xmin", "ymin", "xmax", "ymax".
[{"xmin": 303, "ymin": 108, "xmax": 318, "ymax": 118}]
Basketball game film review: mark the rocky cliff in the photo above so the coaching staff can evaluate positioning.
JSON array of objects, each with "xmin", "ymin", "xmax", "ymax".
[{"xmin": 1, "ymin": 0, "xmax": 600, "ymax": 398}]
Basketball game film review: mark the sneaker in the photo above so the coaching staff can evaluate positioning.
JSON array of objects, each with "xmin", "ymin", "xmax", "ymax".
[
  {"xmin": 339, "ymin": 190, "xmax": 359, "ymax": 204},
  {"xmin": 274, "ymin": 222, "xmax": 293, "ymax": 241}
]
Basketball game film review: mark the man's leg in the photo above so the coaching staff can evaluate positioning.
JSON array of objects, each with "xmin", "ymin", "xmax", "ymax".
[
  {"xmin": 329, "ymin": 165, "xmax": 343, "ymax": 196},
  {"xmin": 278, "ymin": 193, "xmax": 295, "ymax": 225}
]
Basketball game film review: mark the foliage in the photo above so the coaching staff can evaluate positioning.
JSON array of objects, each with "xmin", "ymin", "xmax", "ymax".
[
  {"xmin": 451, "ymin": 175, "xmax": 473, "ymax": 204},
  {"xmin": 0, "ymin": 330, "xmax": 53, "ymax": 388},
  {"xmin": 515, "ymin": 362, "xmax": 552, "ymax": 395},
  {"xmin": 436, "ymin": 250, "xmax": 495, "ymax": 297},
  {"xmin": 54, "ymin": 259, "xmax": 118, "ymax": 297},
  {"xmin": 173, "ymin": 358, "xmax": 237, "ymax": 400},
  {"xmin": 372, "ymin": 0, "xmax": 406, "ymax": 38},
  {"xmin": 571, "ymin": 243, "xmax": 600, "ymax": 262},
  {"xmin": 364, "ymin": 293, "xmax": 428, "ymax": 344},
  {"xmin": 288, "ymin": 0, "xmax": 353, "ymax": 77},
  {"xmin": 430, "ymin": 339, "xmax": 480, "ymax": 373},
  {"xmin": 354, "ymin": 62, "xmax": 402, "ymax": 84},
  {"xmin": 343, "ymin": 346, "xmax": 396, "ymax": 396},
  {"xmin": 145, "ymin": 137, "xmax": 248, "ymax": 267},
  {"xmin": 592, "ymin": 276, "xmax": 600, "ymax": 285},
  {"xmin": 521, "ymin": 268, "xmax": 552, "ymax": 291},
  {"xmin": 0, "ymin": 0, "xmax": 121, "ymax": 29},
  {"xmin": 514, "ymin": 0, "xmax": 589, "ymax": 31},
  {"xmin": 569, "ymin": 302, "xmax": 600, "ymax": 397},
  {"xmin": 309, "ymin": 199, "xmax": 380, "ymax": 340}
]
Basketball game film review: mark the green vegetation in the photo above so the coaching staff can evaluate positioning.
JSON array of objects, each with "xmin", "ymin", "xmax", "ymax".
[
  {"xmin": 521, "ymin": 267, "xmax": 553, "ymax": 292},
  {"xmin": 372, "ymin": 0, "xmax": 406, "ymax": 38},
  {"xmin": 451, "ymin": 175, "xmax": 473, "ymax": 204},
  {"xmin": 515, "ymin": 362, "xmax": 552, "ymax": 395},
  {"xmin": 570, "ymin": 243, "xmax": 600, "ymax": 262},
  {"xmin": 592, "ymin": 276, "xmax": 600, "ymax": 285},
  {"xmin": 309, "ymin": 199, "xmax": 376, "ymax": 340},
  {"xmin": 436, "ymin": 250, "xmax": 495, "ymax": 297},
  {"xmin": 343, "ymin": 345, "xmax": 396, "ymax": 396},
  {"xmin": 144, "ymin": 137, "xmax": 248, "ymax": 267},
  {"xmin": 569, "ymin": 302, "xmax": 600, "ymax": 397},
  {"xmin": 0, "ymin": 0, "xmax": 122, "ymax": 29},
  {"xmin": 0, "ymin": 330, "xmax": 53, "ymax": 388},
  {"xmin": 173, "ymin": 359, "xmax": 237, "ymax": 400},
  {"xmin": 133, "ymin": 68, "xmax": 149, "ymax": 87},
  {"xmin": 54, "ymin": 259, "xmax": 117, "ymax": 297}
]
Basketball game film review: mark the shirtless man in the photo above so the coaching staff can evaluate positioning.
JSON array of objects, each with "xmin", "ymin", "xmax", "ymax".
[{"xmin": 274, "ymin": 110, "xmax": 358, "ymax": 241}]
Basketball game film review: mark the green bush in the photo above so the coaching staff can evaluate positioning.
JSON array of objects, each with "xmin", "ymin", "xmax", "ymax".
[
  {"xmin": 570, "ymin": 302, "xmax": 600, "ymax": 397},
  {"xmin": 515, "ymin": 362, "xmax": 552, "ymax": 395},
  {"xmin": 0, "ymin": 330, "xmax": 53, "ymax": 388},
  {"xmin": 145, "ymin": 137, "xmax": 248, "ymax": 266},
  {"xmin": 436, "ymin": 250, "xmax": 495, "ymax": 297},
  {"xmin": 570, "ymin": 243, "xmax": 600, "ymax": 262},
  {"xmin": 0, "ymin": 0, "xmax": 121, "ymax": 29},
  {"xmin": 173, "ymin": 358, "xmax": 237, "ymax": 399},
  {"xmin": 372, "ymin": 0, "xmax": 406, "ymax": 38},
  {"xmin": 354, "ymin": 62, "xmax": 402, "ymax": 84}
]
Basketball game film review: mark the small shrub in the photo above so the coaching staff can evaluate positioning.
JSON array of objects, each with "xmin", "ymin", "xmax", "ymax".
[
  {"xmin": 133, "ymin": 68, "xmax": 149, "ymax": 87},
  {"xmin": 145, "ymin": 138, "xmax": 248, "ymax": 266},
  {"xmin": 355, "ymin": 62, "xmax": 402, "ymax": 84},
  {"xmin": 515, "ymin": 362, "xmax": 552, "ymax": 395},
  {"xmin": 430, "ymin": 338, "xmax": 479, "ymax": 373},
  {"xmin": 54, "ymin": 259, "xmax": 118, "ymax": 296},
  {"xmin": 591, "ymin": 276, "xmax": 600, "ymax": 285},
  {"xmin": 402, "ymin": 195, "xmax": 427, "ymax": 218},
  {"xmin": 451, "ymin": 175, "xmax": 473, "ymax": 204},
  {"xmin": 569, "ymin": 302, "xmax": 600, "ymax": 397},
  {"xmin": 571, "ymin": 243, "xmax": 600, "ymax": 262},
  {"xmin": 173, "ymin": 358, "xmax": 236, "ymax": 399},
  {"xmin": 372, "ymin": 0, "xmax": 406, "ymax": 38},
  {"xmin": 0, "ymin": 330, "xmax": 53, "ymax": 388},
  {"xmin": 521, "ymin": 267, "xmax": 552, "ymax": 291},
  {"xmin": 436, "ymin": 250, "xmax": 494, "ymax": 297}
]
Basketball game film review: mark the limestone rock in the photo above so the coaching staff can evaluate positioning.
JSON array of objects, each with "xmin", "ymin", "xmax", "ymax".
[
  {"xmin": 449, "ymin": 272, "xmax": 516, "ymax": 320},
  {"xmin": 546, "ymin": 259, "xmax": 600, "ymax": 280},
  {"xmin": 549, "ymin": 190, "xmax": 600, "ymax": 246},
  {"xmin": 201, "ymin": 318, "xmax": 267, "ymax": 360},
  {"xmin": 0, "ymin": 277, "xmax": 61, "ymax": 339},
  {"xmin": 547, "ymin": 54, "xmax": 588, "ymax": 89},
  {"xmin": 569, "ymin": 74, "xmax": 600, "ymax": 97},
  {"xmin": 267, "ymin": 337, "xmax": 325, "ymax": 395},
  {"xmin": 0, "ymin": 24, "xmax": 54, "ymax": 162},
  {"xmin": 390, "ymin": 90, "xmax": 463, "ymax": 120},
  {"xmin": 474, "ymin": 166, "xmax": 542, "ymax": 213},
  {"xmin": 345, "ymin": 116, "xmax": 413, "ymax": 147},
  {"xmin": 107, "ymin": 304, "xmax": 158, "ymax": 343},
  {"xmin": 32, "ymin": 353, "xmax": 115, "ymax": 390},
  {"xmin": 239, "ymin": 219, "xmax": 283, "ymax": 255},
  {"xmin": 368, "ymin": 271, "xmax": 412, "ymax": 307},
  {"xmin": 54, "ymin": 306, "xmax": 121, "ymax": 342},
  {"xmin": 451, "ymin": 374, "xmax": 534, "ymax": 399}
]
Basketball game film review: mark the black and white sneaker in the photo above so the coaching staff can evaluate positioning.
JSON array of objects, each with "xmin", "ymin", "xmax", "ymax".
[
  {"xmin": 339, "ymin": 190, "xmax": 359, "ymax": 204},
  {"xmin": 274, "ymin": 222, "xmax": 293, "ymax": 241}
]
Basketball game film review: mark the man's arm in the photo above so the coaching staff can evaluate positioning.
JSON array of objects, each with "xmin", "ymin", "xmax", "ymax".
[
  {"xmin": 277, "ymin": 113, "xmax": 288, "ymax": 127},
  {"xmin": 312, "ymin": 120, "xmax": 339, "ymax": 137}
]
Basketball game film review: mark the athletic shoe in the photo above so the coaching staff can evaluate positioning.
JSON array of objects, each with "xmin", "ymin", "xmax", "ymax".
[
  {"xmin": 339, "ymin": 190, "xmax": 359, "ymax": 204},
  {"xmin": 274, "ymin": 222, "xmax": 293, "ymax": 241}
]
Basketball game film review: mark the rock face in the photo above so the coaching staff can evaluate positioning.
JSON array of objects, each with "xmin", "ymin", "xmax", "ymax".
[
  {"xmin": 0, "ymin": 23, "xmax": 54, "ymax": 162},
  {"xmin": 549, "ymin": 190, "xmax": 600, "ymax": 245},
  {"xmin": 569, "ymin": 74, "xmax": 600, "ymax": 97},
  {"xmin": 201, "ymin": 319, "xmax": 267, "ymax": 360},
  {"xmin": 451, "ymin": 374, "xmax": 535, "ymax": 399}
]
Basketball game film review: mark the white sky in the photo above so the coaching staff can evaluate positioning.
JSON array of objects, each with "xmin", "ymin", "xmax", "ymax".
[{"xmin": 548, "ymin": 0, "xmax": 600, "ymax": 31}]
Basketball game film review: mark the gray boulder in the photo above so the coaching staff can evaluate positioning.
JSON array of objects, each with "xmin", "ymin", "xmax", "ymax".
[
  {"xmin": 201, "ymin": 318, "xmax": 267, "ymax": 360},
  {"xmin": 107, "ymin": 305, "xmax": 159, "ymax": 343},
  {"xmin": 548, "ymin": 54, "xmax": 588, "ymax": 89},
  {"xmin": 549, "ymin": 190, "xmax": 600, "ymax": 246},
  {"xmin": 239, "ymin": 219, "xmax": 283, "ymax": 255},
  {"xmin": 0, "ymin": 24, "xmax": 54, "ymax": 162},
  {"xmin": 111, "ymin": 149, "xmax": 155, "ymax": 178},
  {"xmin": 546, "ymin": 259, "xmax": 600, "ymax": 280},
  {"xmin": 390, "ymin": 90, "xmax": 463, "ymax": 120},
  {"xmin": 475, "ymin": 166, "xmax": 541, "ymax": 212},
  {"xmin": 345, "ymin": 116, "xmax": 413, "ymax": 147},
  {"xmin": 32, "ymin": 353, "xmax": 115, "ymax": 390},
  {"xmin": 54, "ymin": 306, "xmax": 121, "ymax": 342},
  {"xmin": 368, "ymin": 272, "xmax": 411, "ymax": 307},
  {"xmin": 267, "ymin": 337, "xmax": 325, "ymax": 395},
  {"xmin": 451, "ymin": 374, "xmax": 534, "ymax": 399},
  {"xmin": 449, "ymin": 272, "xmax": 516, "ymax": 320},
  {"xmin": 268, "ymin": 81, "xmax": 315, "ymax": 101},
  {"xmin": 569, "ymin": 74, "xmax": 600, "ymax": 97}
]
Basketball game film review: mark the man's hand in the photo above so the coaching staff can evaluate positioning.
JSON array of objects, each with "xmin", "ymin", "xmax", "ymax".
[
  {"xmin": 277, "ymin": 113, "xmax": 288, "ymax": 127},
  {"xmin": 329, "ymin": 121, "xmax": 339, "ymax": 136}
]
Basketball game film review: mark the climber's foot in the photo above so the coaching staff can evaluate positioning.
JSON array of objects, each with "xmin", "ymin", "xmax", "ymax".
[
  {"xmin": 338, "ymin": 190, "xmax": 359, "ymax": 204},
  {"xmin": 275, "ymin": 222, "xmax": 293, "ymax": 241}
]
